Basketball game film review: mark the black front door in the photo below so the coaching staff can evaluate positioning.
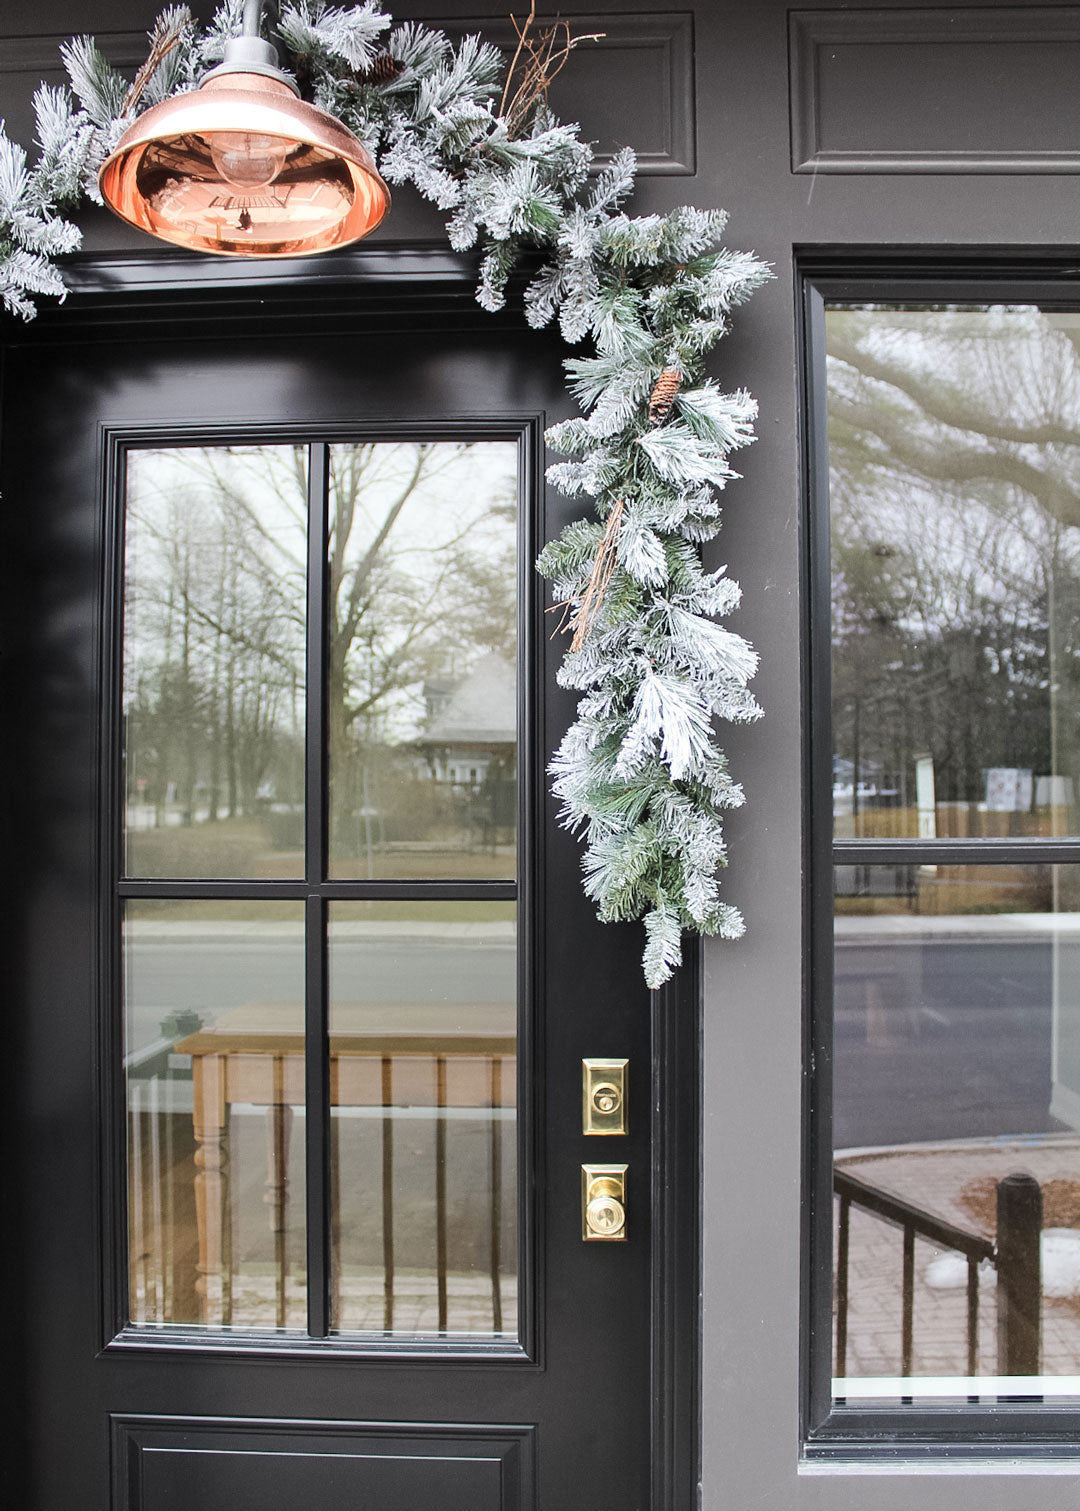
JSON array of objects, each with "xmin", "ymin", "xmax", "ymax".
[{"xmin": 1, "ymin": 285, "xmax": 690, "ymax": 1510}]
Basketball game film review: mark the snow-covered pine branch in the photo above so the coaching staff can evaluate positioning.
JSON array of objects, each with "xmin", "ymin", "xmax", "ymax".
[{"xmin": 0, "ymin": 2, "xmax": 771, "ymax": 987}]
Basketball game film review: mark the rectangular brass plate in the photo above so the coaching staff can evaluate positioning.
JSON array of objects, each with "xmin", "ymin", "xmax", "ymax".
[{"xmin": 582, "ymin": 1058, "xmax": 628, "ymax": 1135}]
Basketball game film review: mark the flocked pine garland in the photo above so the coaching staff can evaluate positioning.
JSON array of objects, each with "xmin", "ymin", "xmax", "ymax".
[{"xmin": 0, "ymin": 1, "xmax": 771, "ymax": 988}]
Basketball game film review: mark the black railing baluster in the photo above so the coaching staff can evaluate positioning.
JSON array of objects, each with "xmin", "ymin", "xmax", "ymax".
[
  {"xmin": 967, "ymin": 1254, "xmax": 979, "ymax": 1400},
  {"xmin": 996, "ymin": 1172, "xmax": 1042, "ymax": 1382},
  {"xmin": 222, "ymin": 1105, "xmax": 233, "ymax": 1327},
  {"xmin": 901, "ymin": 1225, "xmax": 915, "ymax": 1388},
  {"xmin": 266, "ymin": 1054, "xmax": 290, "ymax": 1329},
  {"xmin": 129, "ymin": 1093, "xmax": 144, "ymax": 1324},
  {"xmin": 436, "ymin": 1055, "xmax": 448, "ymax": 1332},
  {"xmin": 836, "ymin": 1192, "xmax": 851, "ymax": 1380},
  {"xmin": 381, "ymin": 1055, "xmax": 394, "ymax": 1333},
  {"xmin": 330, "ymin": 1112, "xmax": 341, "ymax": 1329},
  {"xmin": 490, "ymin": 1056, "xmax": 503, "ymax": 1334}
]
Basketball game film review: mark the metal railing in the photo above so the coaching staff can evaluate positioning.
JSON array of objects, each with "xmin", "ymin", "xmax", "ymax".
[
  {"xmin": 128, "ymin": 1042, "xmax": 516, "ymax": 1337},
  {"xmin": 834, "ymin": 1166, "xmax": 1042, "ymax": 1381}
]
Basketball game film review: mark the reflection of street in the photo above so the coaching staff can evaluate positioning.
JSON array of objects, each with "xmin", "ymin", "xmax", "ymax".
[
  {"xmin": 125, "ymin": 925, "xmax": 516, "ymax": 1055},
  {"xmin": 835, "ymin": 928, "xmax": 1060, "ymax": 1150}
]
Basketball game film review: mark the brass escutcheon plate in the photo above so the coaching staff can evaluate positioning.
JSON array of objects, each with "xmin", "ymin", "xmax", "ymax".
[
  {"xmin": 582, "ymin": 1163, "xmax": 628, "ymax": 1241},
  {"xmin": 582, "ymin": 1057, "xmax": 628, "ymax": 1135}
]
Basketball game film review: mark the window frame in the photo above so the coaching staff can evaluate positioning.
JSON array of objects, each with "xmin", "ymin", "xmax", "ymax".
[
  {"xmin": 800, "ymin": 254, "xmax": 1080, "ymax": 1455},
  {"xmin": 98, "ymin": 419, "xmax": 542, "ymax": 1362}
]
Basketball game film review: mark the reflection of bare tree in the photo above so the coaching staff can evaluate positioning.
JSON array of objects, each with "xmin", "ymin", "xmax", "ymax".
[
  {"xmin": 125, "ymin": 441, "xmax": 517, "ymax": 871},
  {"xmin": 828, "ymin": 308, "xmax": 1080, "ymax": 830},
  {"xmin": 125, "ymin": 448, "xmax": 307, "ymax": 838},
  {"xmin": 327, "ymin": 443, "xmax": 517, "ymax": 862}
]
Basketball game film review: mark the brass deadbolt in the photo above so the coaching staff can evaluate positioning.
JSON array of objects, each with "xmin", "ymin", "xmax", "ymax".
[
  {"xmin": 592, "ymin": 1082, "xmax": 622, "ymax": 1116},
  {"xmin": 582, "ymin": 1058, "xmax": 628, "ymax": 1135}
]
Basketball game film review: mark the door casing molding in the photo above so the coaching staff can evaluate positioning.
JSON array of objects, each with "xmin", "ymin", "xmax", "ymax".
[{"xmin": 0, "ymin": 245, "xmax": 703, "ymax": 1511}]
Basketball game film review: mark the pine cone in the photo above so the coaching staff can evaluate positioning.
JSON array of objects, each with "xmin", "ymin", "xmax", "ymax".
[
  {"xmin": 357, "ymin": 53, "xmax": 405, "ymax": 85},
  {"xmin": 648, "ymin": 365, "xmax": 682, "ymax": 425}
]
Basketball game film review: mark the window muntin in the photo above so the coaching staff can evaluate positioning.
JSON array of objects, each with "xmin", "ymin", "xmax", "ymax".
[{"xmin": 821, "ymin": 302, "xmax": 1080, "ymax": 1411}]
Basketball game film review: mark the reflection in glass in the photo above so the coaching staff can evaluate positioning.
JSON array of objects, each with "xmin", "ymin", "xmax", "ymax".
[
  {"xmin": 123, "ymin": 446, "xmax": 307, "ymax": 878},
  {"xmin": 328, "ymin": 442, "xmax": 518, "ymax": 880},
  {"xmin": 125, "ymin": 899, "xmax": 306, "ymax": 1331},
  {"xmin": 832, "ymin": 865, "xmax": 1080, "ymax": 1397},
  {"xmin": 827, "ymin": 306, "xmax": 1080, "ymax": 841},
  {"xmin": 328, "ymin": 901, "xmax": 517, "ymax": 1337}
]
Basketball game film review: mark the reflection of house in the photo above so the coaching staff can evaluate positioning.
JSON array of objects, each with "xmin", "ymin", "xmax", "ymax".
[{"xmin": 419, "ymin": 651, "xmax": 516, "ymax": 787}]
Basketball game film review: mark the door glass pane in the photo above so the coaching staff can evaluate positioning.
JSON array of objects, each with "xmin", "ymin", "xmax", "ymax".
[
  {"xmin": 327, "ymin": 442, "xmax": 518, "ymax": 880},
  {"xmin": 123, "ymin": 445, "xmax": 307, "ymax": 878},
  {"xmin": 827, "ymin": 306, "xmax": 1080, "ymax": 840},
  {"xmin": 125, "ymin": 899, "xmax": 306, "ymax": 1331},
  {"xmin": 833, "ymin": 863, "xmax": 1080, "ymax": 1399},
  {"xmin": 328, "ymin": 900, "xmax": 517, "ymax": 1337}
]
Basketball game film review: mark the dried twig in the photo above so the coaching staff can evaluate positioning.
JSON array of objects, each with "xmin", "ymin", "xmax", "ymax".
[
  {"xmin": 122, "ymin": 12, "xmax": 188, "ymax": 115},
  {"xmin": 557, "ymin": 497, "xmax": 625, "ymax": 654},
  {"xmin": 499, "ymin": 2, "xmax": 604, "ymax": 139}
]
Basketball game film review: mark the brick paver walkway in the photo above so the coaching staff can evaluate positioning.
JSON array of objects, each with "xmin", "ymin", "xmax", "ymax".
[{"xmin": 836, "ymin": 1136, "xmax": 1080, "ymax": 1382}]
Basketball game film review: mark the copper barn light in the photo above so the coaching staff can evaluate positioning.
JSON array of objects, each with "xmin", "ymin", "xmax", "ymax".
[{"xmin": 99, "ymin": 23, "xmax": 389, "ymax": 257}]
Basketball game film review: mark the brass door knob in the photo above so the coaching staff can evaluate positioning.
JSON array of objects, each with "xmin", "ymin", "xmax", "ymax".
[
  {"xmin": 585, "ymin": 1192, "xmax": 625, "ymax": 1238},
  {"xmin": 582, "ymin": 1165, "xmax": 627, "ymax": 1241}
]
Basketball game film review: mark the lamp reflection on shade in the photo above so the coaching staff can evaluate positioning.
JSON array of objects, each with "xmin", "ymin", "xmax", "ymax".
[{"xmin": 98, "ymin": 39, "xmax": 390, "ymax": 257}]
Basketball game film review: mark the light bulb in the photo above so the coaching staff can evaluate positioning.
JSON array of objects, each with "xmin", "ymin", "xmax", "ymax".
[{"xmin": 208, "ymin": 131, "xmax": 288, "ymax": 190}]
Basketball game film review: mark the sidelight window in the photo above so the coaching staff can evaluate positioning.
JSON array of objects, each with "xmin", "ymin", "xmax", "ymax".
[
  {"xmin": 118, "ymin": 436, "xmax": 523, "ymax": 1345},
  {"xmin": 810, "ymin": 299, "xmax": 1080, "ymax": 1432}
]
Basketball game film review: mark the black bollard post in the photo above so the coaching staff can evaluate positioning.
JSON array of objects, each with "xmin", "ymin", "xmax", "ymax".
[{"xmin": 996, "ymin": 1172, "xmax": 1042, "ymax": 1379}]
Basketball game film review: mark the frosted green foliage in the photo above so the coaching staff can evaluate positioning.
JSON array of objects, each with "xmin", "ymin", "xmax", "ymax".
[
  {"xmin": 2, "ymin": 4, "xmax": 770, "ymax": 987},
  {"xmin": 60, "ymin": 36, "xmax": 129, "ymax": 126},
  {"xmin": 0, "ymin": 120, "xmax": 85, "ymax": 316},
  {"xmin": 199, "ymin": 0, "xmax": 245, "ymax": 63},
  {"xmin": 277, "ymin": 2, "xmax": 389, "ymax": 71}
]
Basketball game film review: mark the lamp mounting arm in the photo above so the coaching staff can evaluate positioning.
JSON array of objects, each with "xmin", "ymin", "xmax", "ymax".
[{"xmin": 205, "ymin": 0, "xmax": 293, "ymax": 88}]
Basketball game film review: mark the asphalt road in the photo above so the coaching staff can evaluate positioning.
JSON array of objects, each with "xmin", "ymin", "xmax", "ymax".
[
  {"xmin": 834, "ymin": 936, "xmax": 1062, "ymax": 1149},
  {"xmin": 124, "ymin": 929, "xmax": 1080, "ymax": 1152},
  {"xmin": 125, "ymin": 933, "xmax": 517, "ymax": 1055}
]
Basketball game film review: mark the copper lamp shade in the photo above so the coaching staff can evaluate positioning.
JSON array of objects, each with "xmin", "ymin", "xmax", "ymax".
[{"xmin": 99, "ymin": 56, "xmax": 390, "ymax": 257}]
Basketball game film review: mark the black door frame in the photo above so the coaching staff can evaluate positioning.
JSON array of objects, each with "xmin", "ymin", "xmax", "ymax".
[{"xmin": 0, "ymin": 243, "xmax": 700, "ymax": 1511}]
